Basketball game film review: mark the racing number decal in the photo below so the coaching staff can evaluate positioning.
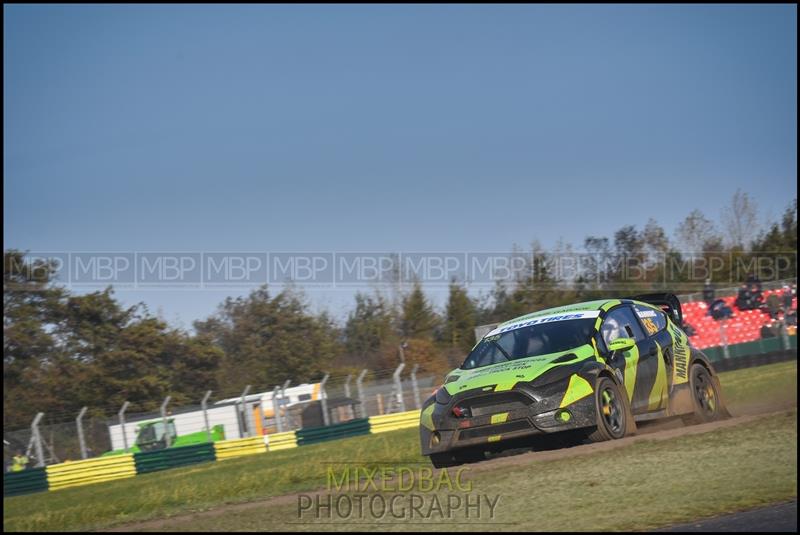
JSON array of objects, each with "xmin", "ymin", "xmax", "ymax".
[{"xmin": 641, "ymin": 318, "xmax": 659, "ymax": 336}]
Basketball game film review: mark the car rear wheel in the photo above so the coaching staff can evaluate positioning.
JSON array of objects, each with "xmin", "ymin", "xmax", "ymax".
[
  {"xmin": 588, "ymin": 376, "xmax": 634, "ymax": 442},
  {"xmin": 429, "ymin": 447, "xmax": 485, "ymax": 468},
  {"xmin": 682, "ymin": 363, "xmax": 724, "ymax": 425}
]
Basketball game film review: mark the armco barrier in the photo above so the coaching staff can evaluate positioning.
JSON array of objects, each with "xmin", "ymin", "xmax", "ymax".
[
  {"xmin": 134, "ymin": 442, "xmax": 216, "ymax": 474},
  {"xmin": 46, "ymin": 453, "xmax": 136, "ymax": 491},
  {"xmin": 266, "ymin": 431, "xmax": 298, "ymax": 451},
  {"xmin": 295, "ymin": 418, "xmax": 371, "ymax": 446},
  {"xmin": 368, "ymin": 410, "xmax": 421, "ymax": 434},
  {"xmin": 3, "ymin": 467, "xmax": 48, "ymax": 497},
  {"xmin": 214, "ymin": 436, "xmax": 266, "ymax": 460}
]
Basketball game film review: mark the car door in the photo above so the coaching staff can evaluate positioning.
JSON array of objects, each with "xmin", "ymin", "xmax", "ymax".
[
  {"xmin": 599, "ymin": 305, "xmax": 652, "ymax": 414},
  {"xmin": 632, "ymin": 304, "xmax": 672, "ymax": 412}
]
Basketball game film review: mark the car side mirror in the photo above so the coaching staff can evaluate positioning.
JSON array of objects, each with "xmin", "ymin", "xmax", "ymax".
[{"xmin": 607, "ymin": 337, "xmax": 636, "ymax": 353}]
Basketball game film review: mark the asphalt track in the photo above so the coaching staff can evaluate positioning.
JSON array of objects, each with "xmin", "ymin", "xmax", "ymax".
[{"xmin": 656, "ymin": 500, "xmax": 797, "ymax": 532}]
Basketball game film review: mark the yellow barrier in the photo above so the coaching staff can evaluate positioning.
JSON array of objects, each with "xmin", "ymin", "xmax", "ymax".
[
  {"xmin": 46, "ymin": 454, "xmax": 137, "ymax": 491},
  {"xmin": 213, "ymin": 436, "xmax": 267, "ymax": 460},
  {"xmin": 266, "ymin": 431, "xmax": 297, "ymax": 451},
  {"xmin": 368, "ymin": 410, "xmax": 421, "ymax": 434}
]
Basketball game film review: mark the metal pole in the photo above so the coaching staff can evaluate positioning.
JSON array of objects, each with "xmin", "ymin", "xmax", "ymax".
[
  {"xmin": 720, "ymin": 322, "xmax": 730, "ymax": 360},
  {"xmin": 239, "ymin": 385, "xmax": 252, "ymax": 437},
  {"xmin": 410, "ymin": 364, "xmax": 421, "ymax": 410},
  {"xmin": 393, "ymin": 362, "xmax": 406, "ymax": 413},
  {"xmin": 319, "ymin": 373, "xmax": 330, "ymax": 426},
  {"xmin": 256, "ymin": 396, "xmax": 266, "ymax": 436},
  {"xmin": 356, "ymin": 369, "xmax": 368, "ymax": 419},
  {"xmin": 780, "ymin": 320, "xmax": 790, "ymax": 350},
  {"xmin": 343, "ymin": 375, "xmax": 352, "ymax": 399},
  {"xmin": 160, "ymin": 395, "xmax": 172, "ymax": 448},
  {"xmin": 76, "ymin": 407, "xmax": 89, "ymax": 460},
  {"xmin": 280, "ymin": 380, "xmax": 291, "ymax": 430},
  {"xmin": 118, "ymin": 401, "xmax": 131, "ymax": 452},
  {"xmin": 272, "ymin": 386, "xmax": 283, "ymax": 433},
  {"xmin": 343, "ymin": 374, "xmax": 353, "ymax": 420},
  {"xmin": 201, "ymin": 390, "xmax": 213, "ymax": 442},
  {"xmin": 31, "ymin": 413, "xmax": 45, "ymax": 467}
]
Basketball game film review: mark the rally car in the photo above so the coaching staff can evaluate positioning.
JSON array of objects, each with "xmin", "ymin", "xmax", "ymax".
[{"xmin": 420, "ymin": 294, "xmax": 729, "ymax": 467}]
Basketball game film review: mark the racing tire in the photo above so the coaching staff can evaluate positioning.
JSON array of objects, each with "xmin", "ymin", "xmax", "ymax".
[
  {"xmin": 588, "ymin": 376, "xmax": 635, "ymax": 442},
  {"xmin": 429, "ymin": 447, "xmax": 485, "ymax": 469},
  {"xmin": 681, "ymin": 363, "xmax": 726, "ymax": 425}
]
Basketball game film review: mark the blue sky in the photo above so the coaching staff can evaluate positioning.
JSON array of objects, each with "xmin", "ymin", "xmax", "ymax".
[{"xmin": 4, "ymin": 5, "xmax": 797, "ymax": 328}]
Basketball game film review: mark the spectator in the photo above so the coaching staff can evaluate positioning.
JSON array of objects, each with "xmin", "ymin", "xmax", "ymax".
[
  {"xmin": 10, "ymin": 450, "xmax": 28, "ymax": 472},
  {"xmin": 783, "ymin": 284, "xmax": 796, "ymax": 311},
  {"xmin": 702, "ymin": 279, "xmax": 715, "ymax": 307},
  {"xmin": 766, "ymin": 293, "xmax": 782, "ymax": 319},
  {"xmin": 735, "ymin": 283, "xmax": 752, "ymax": 310},
  {"xmin": 786, "ymin": 309, "xmax": 798, "ymax": 327},
  {"xmin": 746, "ymin": 271, "xmax": 762, "ymax": 289},
  {"xmin": 710, "ymin": 299, "xmax": 733, "ymax": 320}
]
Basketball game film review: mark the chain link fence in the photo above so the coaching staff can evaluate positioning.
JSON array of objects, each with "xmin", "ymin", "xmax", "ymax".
[{"xmin": 3, "ymin": 364, "xmax": 442, "ymax": 469}]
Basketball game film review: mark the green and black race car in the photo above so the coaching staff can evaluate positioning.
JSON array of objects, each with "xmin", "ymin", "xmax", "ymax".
[{"xmin": 420, "ymin": 294, "xmax": 729, "ymax": 468}]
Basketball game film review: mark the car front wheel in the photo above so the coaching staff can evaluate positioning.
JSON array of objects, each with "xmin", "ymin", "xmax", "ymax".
[{"xmin": 588, "ymin": 376, "xmax": 634, "ymax": 442}]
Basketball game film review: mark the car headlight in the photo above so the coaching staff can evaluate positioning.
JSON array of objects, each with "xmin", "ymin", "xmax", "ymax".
[{"xmin": 435, "ymin": 386, "xmax": 452, "ymax": 405}]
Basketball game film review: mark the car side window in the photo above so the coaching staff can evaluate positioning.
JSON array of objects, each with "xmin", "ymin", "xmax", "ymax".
[
  {"xmin": 601, "ymin": 306, "xmax": 646, "ymax": 346},
  {"xmin": 633, "ymin": 304, "xmax": 667, "ymax": 336}
]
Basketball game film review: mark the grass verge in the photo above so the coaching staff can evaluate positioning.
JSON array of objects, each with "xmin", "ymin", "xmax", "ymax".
[{"xmin": 3, "ymin": 359, "xmax": 796, "ymax": 532}]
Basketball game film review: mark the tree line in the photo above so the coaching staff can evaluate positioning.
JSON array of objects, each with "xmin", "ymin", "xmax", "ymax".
[{"xmin": 3, "ymin": 192, "xmax": 796, "ymax": 429}]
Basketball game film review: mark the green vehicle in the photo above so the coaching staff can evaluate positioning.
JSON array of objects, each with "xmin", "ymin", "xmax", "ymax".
[
  {"xmin": 420, "ymin": 294, "xmax": 730, "ymax": 468},
  {"xmin": 104, "ymin": 419, "xmax": 225, "ymax": 455}
]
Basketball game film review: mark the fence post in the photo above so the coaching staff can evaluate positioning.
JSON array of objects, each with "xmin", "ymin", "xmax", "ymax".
[
  {"xmin": 356, "ymin": 369, "xmax": 368, "ymax": 419},
  {"xmin": 31, "ymin": 413, "xmax": 45, "ymax": 468},
  {"xmin": 76, "ymin": 407, "xmax": 89, "ymax": 460},
  {"xmin": 160, "ymin": 396, "xmax": 172, "ymax": 448},
  {"xmin": 201, "ymin": 390, "xmax": 213, "ymax": 442},
  {"xmin": 410, "ymin": 364, "xmax": 421, "ymax": 410},
  {"xmin": 272, "ymin": 385, "xmax": 283, "ymax": 433},
  {"xmin": 118, "ymin": 401, "xmax": 131, "ymax": 453},
  {"xmin": 280, "ymin": 380, "xmax": 291, "ymax": 429},
  {"xmin": 780, "ymin": 321, "xmax": 790, "ymax": 350},
  {"xmin": 342, "ymin": 374, "xmax": 353, "ymax": 420},
  {"xmin": 343, "ymin": 374, "xmax": 352, "ymax": 399},
  {"xmin": 239, "ymin": 385, "xmax": 252, "ymax": 437},
  {"xmin": 320, "ymin": 373, "xmax": 330, "ymax": 426},
  {"xmin": 720, "ymin": 322, "xmax": 731, "ymax": 360},
  {"xmin": 393, "ymin": 362, "xmax": 406, "ymax": 413}
]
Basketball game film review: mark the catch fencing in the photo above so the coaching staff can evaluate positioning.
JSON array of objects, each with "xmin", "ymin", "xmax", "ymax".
[{"xmin": 3, "ymin": 363, "xmax": 442, "ymax": 472}]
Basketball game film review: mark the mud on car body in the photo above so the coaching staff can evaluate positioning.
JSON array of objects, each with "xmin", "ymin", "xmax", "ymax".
[{"xmin": 420, "ymin": 294, "xmax": 730, "ymax": 468}]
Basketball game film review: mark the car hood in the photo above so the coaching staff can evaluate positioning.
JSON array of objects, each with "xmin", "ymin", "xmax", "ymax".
[{"xmin": 443, "ymin": 344, "xmax": 596, "ymax": 395}]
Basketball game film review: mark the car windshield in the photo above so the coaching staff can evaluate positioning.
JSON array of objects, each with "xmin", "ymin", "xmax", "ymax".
[{"xmin": 461, "ymin": 318, "xmax": 595, "ymax": 370}]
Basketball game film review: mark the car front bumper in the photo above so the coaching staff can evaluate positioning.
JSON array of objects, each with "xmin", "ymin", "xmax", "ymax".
[{"xmin": 419, "ymin": 380, "xmax": 597, "ymax": 456}]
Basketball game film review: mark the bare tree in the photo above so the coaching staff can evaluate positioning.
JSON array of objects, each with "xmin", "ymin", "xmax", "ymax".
[
  {"xmin": 721, "ymin": 189, "xmax": 759, "ymax": 250},
  {"xmin": 676, "ymin": 209, "xmax": 720, "ymax": 254}
]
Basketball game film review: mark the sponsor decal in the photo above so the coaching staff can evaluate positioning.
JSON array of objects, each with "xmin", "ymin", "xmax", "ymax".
[
  {"xmin": 670, "ymin": 324, "xmax": 689, "ymax": 381},
  {"xmin": 488, "ymin": 311, "xmax": 600, "ymax": 337}
]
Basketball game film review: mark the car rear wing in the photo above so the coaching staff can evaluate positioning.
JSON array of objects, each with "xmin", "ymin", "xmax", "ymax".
[{"xmin": 626, "ymin": 293, "xmax": 683, "ymax": 328}]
